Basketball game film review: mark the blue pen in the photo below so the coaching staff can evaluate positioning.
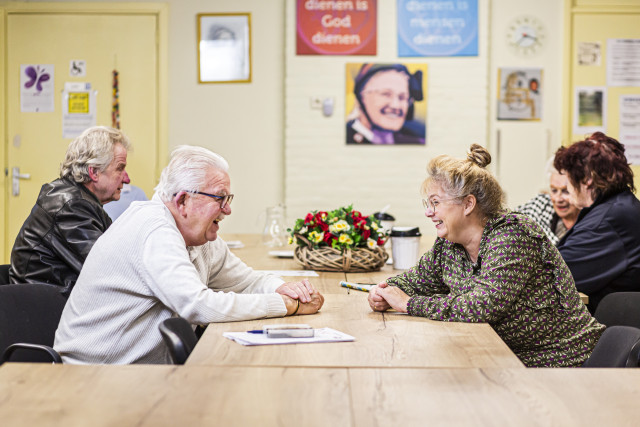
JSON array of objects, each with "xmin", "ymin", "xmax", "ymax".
[{"xmin": 245, "ymin": 324, "xmax": 314, "ymax": 338}]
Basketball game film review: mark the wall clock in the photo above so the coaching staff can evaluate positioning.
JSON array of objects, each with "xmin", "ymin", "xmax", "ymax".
[{"xmin": 506, "ymin": 15, "xmax": 546, "ymax": 56}]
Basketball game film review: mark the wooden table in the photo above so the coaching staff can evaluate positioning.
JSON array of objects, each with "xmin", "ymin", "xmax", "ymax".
[
  {"xmin": 187, "ymin": 293, "xmax": 523, "ymax": 368},
  {"xmin": 189, "ymin": 234, "xmax": 523, "ymax": 368},
  {"xmin": 1, "ymin": 363, "xmax": 639, "ymax": 426}
]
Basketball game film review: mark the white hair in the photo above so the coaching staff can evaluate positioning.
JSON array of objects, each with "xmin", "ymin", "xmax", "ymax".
[
  {"xmin": 155, "ymin": 145, "xmax": 229, "ymax": 202},
  {"xmin": 60, "ymin": 126, "xmax": 131, "ymax": 183}
]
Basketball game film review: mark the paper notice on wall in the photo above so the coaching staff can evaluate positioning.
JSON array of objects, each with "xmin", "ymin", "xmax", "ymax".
[
  {"xmin": 577, "ymin": 42, "xmax": 601, "ymax": 66},
  {"xmin": 607, "ymin": 39, "xmax": 640, "ymax": 86},
  {"xmin": 20, "ymin": 64, "xmax": 55, "ymax": 112},
  {"xmin": 62, "ymin": 82, "xmax": 96, "ymax": 139},
  {"xmin": 620, "ymin": 95, "xmax": 640, "ymax": 165}
]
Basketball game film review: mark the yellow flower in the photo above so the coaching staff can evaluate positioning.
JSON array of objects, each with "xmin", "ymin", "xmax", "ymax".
[
  {"xmin": 308, "ymin": 230, "xmax": 323, "ymax": 243},
  {"xmin": 329, "ymin": 220, "xmax": 351, "ymax": 233},
  {"xmin": 338, "ymin": 234, "xmax": 353, "ymax": 245},
  {"xmin": 367, "ymin": 238, "xmax": 376, "ymax": 249},
  {"xmin": 288, "ymin": 237, "xmax": 293, "ymax": 245},
  {"xmin": 371, "ymin": 222, "xmax": 379, "ymax": 230}
]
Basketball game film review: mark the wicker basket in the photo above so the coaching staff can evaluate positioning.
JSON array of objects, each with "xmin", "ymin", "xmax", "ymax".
[{"xmin": 293, "ymin": 234, "xmax": 388, "ymax": 272}]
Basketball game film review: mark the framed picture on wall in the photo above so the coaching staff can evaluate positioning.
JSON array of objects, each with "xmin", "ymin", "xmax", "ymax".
[
  {"xmin": 197, "ymin": 13, "xmax": 251, "ymax": 83},
  {"xmin": 573, "ymin": 86, "xmax": 607, "ymax": 134},
  {"xmin": 497, "ymin": 67, "xmax": 543, "ymax": 121},
  {"xmin": 345, "ymin": 63, "xmax": 428, "ymax": 145}
]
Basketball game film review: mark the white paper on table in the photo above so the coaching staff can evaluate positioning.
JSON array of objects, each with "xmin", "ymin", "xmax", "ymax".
[
  {"xmin": 223, "ymin": 327, "xmax": 354, "ymax": 346},
  {"xmin": 254, "ymin": 270, "xmax": 319, "ymax": 277},
  {"xmin": 225, "ymin": 240, "xmax": 245, "ymax": 249}
]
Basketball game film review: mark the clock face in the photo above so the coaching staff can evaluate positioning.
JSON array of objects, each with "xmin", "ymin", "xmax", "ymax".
[{"xmin": 506, "ymin": 16, "xmax": 545, "ymax": 56}]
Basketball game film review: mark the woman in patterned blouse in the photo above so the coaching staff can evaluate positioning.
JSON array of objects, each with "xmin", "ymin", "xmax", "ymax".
[{"xmin": 368, "ymin": 144, "xmax": 604, "ymax": 367}]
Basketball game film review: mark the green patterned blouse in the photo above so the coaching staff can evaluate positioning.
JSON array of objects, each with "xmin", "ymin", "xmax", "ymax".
[{"xmin": 387, "ymin": 211, "xmax": 604, "ymax": 367}]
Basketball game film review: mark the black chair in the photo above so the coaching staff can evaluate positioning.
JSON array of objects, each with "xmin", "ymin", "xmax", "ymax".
[
  {"xmin": 594, "ymin": 292, "xmax": 640, "ymax": 329},
  {"xmin": 582, "ymin": 325, "xmax": 640, "ymax": 368},
  {"xmin": 0, "ymin": 264, "xmax": 11, "ymax": 285},
  {"xmin": 628, "ymin": 339, "xmax": 640, "ymax": 368},
  {"xmin": 0, "ymin": 283, "xmax": 66, "ymax": 364},
  {"xmin": 159, "ymin": 317, "xmax": 198, "ymax": 365}
]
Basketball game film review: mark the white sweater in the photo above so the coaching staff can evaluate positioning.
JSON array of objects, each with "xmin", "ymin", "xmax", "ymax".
[{"xmin": 54, "ymin": 196, "xmax": 286, "ymax": 364}]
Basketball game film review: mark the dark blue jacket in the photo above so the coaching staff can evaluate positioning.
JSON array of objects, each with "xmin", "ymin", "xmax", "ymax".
[{"xmin": 558, "ymin": 189, "xmax": 640, "ymax": 312}]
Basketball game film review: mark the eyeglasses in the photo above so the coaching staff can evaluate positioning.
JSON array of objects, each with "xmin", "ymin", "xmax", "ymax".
[
  {"xmin": 362, "ymin": 89, "xmax": 411, "ymax": 104},
  {"xmin": 182, "ymin": 191, "xmax": 234, "ymax": 209},
  {"xmin": 422, "ymin": 197, "xmax": 457, "ymax": 212}
]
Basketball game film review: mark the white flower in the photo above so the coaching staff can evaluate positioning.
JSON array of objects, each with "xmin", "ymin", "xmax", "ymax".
[
  {"xmin": 367, "ymin": 238, "xmax": 376, "ymax": 249},
  {"xmin": 329, "ymin": 220, "xmax": 350, "ymax": 234}
]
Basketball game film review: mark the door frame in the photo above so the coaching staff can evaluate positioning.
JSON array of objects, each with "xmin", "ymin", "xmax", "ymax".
[{"xmin": 0, "ymin": 2, "xmax": 168, "ymax": 262}]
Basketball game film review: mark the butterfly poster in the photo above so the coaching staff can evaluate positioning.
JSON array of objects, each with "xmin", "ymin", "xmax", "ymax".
[{"xmin": 20, "ymin": 64, "xmax": 55, "ymax": 112}]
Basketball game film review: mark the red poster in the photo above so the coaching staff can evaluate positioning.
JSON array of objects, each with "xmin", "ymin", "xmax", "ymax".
[{"xmin": 296, "ymin": 0, "xmax": 377, "ymax": 56}]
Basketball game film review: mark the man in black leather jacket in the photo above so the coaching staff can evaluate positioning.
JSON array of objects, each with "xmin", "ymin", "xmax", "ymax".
[{"xmin": 9, "ymin": 126, "xmax": 132, "ymax": 297}]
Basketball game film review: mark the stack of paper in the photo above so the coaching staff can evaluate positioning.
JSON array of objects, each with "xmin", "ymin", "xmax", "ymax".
[{"xmin": 223, "ymin": 327, "xmax": 354, "ymax": 346}]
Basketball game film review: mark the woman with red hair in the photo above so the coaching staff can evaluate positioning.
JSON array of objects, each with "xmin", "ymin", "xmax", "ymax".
[{"xmin": 554, "ymin": 132, "xmax": 640, "ymax": 312}]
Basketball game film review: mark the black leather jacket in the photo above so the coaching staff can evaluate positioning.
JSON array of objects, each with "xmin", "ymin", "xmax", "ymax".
[{"xmin": 9, "ymin": 178, "xmax": 112, "ymax": 297}]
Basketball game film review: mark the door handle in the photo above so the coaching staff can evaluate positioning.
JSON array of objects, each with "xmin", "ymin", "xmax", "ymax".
[{"xmin": 12, "ymin": 167, "xmax": 31, "ymax": 196}]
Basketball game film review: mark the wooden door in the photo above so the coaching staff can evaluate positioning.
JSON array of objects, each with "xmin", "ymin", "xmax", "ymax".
[{"xmin": 2, "ymin": 3, "xmax": 167, "ymax": 261}]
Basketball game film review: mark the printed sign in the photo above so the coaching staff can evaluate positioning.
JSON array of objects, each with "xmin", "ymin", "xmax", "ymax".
[
  {"xmin": 296, "ymin": 0, "xmax": 377, "ymax": 55},
  {"xmin": 397, "ymin": 0, "xmax": 478, "ymax": 57}
]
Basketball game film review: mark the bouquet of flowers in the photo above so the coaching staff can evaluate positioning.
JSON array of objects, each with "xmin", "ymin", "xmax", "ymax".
[{"xmin": 288, "ymin": 205, "xmax": 387, "ymax": 250}]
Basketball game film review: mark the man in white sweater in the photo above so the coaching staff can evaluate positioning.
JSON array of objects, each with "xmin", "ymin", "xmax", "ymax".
[{"xmin": 54, "ymin": 146, "xmax": 324, "ymax": 364}]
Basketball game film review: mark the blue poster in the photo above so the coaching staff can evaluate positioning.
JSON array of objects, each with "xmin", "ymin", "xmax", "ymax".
[{"xmin": 397, "ymin": 0, "xmax": 478, "ymax": 57}]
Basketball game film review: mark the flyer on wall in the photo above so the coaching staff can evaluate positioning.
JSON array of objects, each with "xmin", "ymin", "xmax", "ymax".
[
  {"xmin": 620, "ymin": 94, "xmax": 640, "ymax": 165},
  {"xmin": 62, "ymin": 82, "xmax": 96, "ymax": 139},
  {"xmin": 20, "ymin": 64, "xmax": 55, "ymax": 113}
]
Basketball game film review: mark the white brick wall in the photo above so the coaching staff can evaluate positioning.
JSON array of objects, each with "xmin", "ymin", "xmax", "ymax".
[{"xmin": 284, "ymin": 0, "xmax": 489, "ymax": 237}]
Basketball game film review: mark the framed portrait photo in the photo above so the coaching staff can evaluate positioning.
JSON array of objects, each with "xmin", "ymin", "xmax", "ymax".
[{"xmin": 197, "ymin": 13, "xmax": 251, "ymax": 83}]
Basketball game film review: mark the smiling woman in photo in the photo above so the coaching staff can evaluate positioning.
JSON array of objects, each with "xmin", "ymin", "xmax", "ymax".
[
  {"xmin": 346, "ymin": 63, "xmax": 425, "ymax": 145},
  {"xmin": 367, "ymin": 144, "xmax": 604, "ymax": 367}
]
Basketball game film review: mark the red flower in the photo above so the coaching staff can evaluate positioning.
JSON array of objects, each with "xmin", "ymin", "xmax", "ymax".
[
  {"xmin": 304, "ymin": 213, "xmax": 314, "ymax": 224},
  {"xmin": 363, "ymin": 229, "xmax": 371, "ymax": 240},
  {"xmin": 377, "ymin": 238, "xmax": 385, "ymax": 246},
  {"xmin": 323, "ymin": 232, "xmax": 335, "ymax": 244}
]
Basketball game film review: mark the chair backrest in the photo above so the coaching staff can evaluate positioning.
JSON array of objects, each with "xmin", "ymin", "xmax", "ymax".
[
  {"xmin": 0, "ymin": 264, "xmax": 11, "ymax": 285},
  {"xmin": 582, "ymin": 325, "xmax": 640, "ymax": 368},
  {"xmin": 594, "ymin": 292, "xmax": 640, "ymax": 329},
  {"xmin": 0, "ymin": 283, "xmax": 67, "ymax": 362},
  {"xmin": 628, "ymin": 339, "xmax": 640, "ymax": 368},
  {"xmin": 158, "ymin": 317, "xmax": 198, "ymax": 365}
]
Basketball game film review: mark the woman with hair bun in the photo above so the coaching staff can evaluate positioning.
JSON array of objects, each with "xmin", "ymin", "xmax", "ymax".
[
  {"xmin": 368, "ymin": 144, "xmax": 604, "ymax": 367},
  {"xmin": 554, "ymin": 132, "xmax": 640, "ymax": 313}
]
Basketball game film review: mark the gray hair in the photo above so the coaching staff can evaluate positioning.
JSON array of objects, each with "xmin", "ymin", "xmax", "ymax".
[
  {"xmin": 155, "ymin": 145, "xmax": 229, "ymax": 202},
  {"xmin": 60, "ymin": 126, "xmax": 131, "ymax": 183}
]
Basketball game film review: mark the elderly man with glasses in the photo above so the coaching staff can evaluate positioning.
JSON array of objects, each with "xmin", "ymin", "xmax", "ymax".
[{"xmin": 55, "ymin": 145, "xmax": 324, "ymax": 364}]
